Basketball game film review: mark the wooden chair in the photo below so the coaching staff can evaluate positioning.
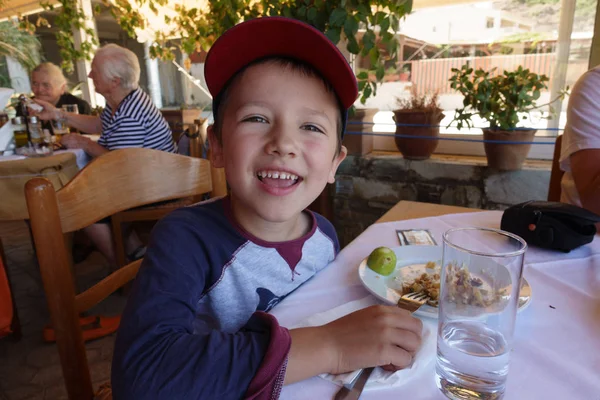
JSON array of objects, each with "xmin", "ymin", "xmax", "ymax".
[
  {"xmin": 110, "ymin": 122, "xmax": 228, "ymax": 267},
  {"xmin": 25, "ymin": 148, "xmax": 215, "ymax": 400},
  {"xmin": 547, "ymin": 135, "xmax": 564, "ymax": 202}
]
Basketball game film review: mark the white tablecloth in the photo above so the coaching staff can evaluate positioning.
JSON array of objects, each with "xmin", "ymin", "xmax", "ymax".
[
  {"xmin": 271, "ymin": 211, "xmax": 600, "ymax": 400},
  {"xmin": 0, "ymin": 148, "xmax": 91, "ymax": 169}
]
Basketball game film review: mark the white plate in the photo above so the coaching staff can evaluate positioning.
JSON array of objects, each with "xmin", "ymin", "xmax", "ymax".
[{"xmin": 358, "ymin": 245, "xmax": 532, "ymax": 319}]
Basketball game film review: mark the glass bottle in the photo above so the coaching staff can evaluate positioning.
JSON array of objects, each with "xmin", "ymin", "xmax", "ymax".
[
  {"xmin": 11, "ymin": 117, "xmax": 28, "ymax": 147},
  {"xmin": 28, "ymin": 116, "xmax": 43, "ymax": 144}
]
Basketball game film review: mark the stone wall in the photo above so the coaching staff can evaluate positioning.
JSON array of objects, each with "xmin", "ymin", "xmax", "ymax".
[{"xmin": 332, "ymin": 152, "xmax": 552, "ymax": 246}]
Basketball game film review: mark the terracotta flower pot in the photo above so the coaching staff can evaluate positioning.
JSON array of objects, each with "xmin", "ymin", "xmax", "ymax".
[
  {"xmin": 482, "ymin": 129, "xmax": 536, "ymax": 170},
  {"xmin": 393, "ymin": 109, "xmax": 444, "ymax": 160},
  {"xmin": 343, "ymin": 108, "xmax": 377, "ymax": 155}
]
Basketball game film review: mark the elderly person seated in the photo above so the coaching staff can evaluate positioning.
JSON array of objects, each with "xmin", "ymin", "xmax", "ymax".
[
  {"xmin": 560, "ymin": 66, "xmax": 600, "ymax": 228},
  {"xmin": 32, "ymin": 44, "xmax": 175, "ymax": 267},
  {"xmin": 33, "ymin": 43, "xmax": 175, "ymax": 157},
  {"xmin": 17, "ymin": 62, "xmax": 91, "ymax": 134}
]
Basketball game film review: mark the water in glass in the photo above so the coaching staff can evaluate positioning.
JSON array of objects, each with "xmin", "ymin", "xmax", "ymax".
[{"xmin": 436, "ymin": 321, "xmax": 509, "ymax": 399}]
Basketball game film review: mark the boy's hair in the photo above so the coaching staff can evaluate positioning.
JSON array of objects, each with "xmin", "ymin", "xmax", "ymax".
[{"xmin": 211, "ymin": 56, "xmax": 345, "ymax": 154}]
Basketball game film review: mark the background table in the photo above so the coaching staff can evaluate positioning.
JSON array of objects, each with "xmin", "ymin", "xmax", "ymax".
[
  {"xmin": 0, "ymin": 149, "xmax": 90, "ymax": 220},
  {"xmin": 272, "ymin": 203, "xmax": 600, "ymax": 400}
]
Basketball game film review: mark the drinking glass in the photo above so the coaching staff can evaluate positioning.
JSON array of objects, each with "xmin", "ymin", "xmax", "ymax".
[
  {"xmin": 52, "ymin": 117, "xmax": 70, "ymax": 141},
  {"xmin": 61, "ymin": 104, "xmax": 79, "ymax": 114},
  {"xmin": 436, "ymin": 227, "xmax": 527, "ymax": 400}
]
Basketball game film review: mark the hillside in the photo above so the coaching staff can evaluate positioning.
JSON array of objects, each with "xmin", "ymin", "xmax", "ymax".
[{"xmin": 495, "ymin": 0, "xmax": 596, "ymax": 32}]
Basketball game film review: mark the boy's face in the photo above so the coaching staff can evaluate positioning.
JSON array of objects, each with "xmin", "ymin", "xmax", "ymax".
[{"xmin": 209, "ymin": 62, "xmax": 347, "ymax": 224}]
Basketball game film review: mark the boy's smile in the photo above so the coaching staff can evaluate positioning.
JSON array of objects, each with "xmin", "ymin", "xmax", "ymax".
[{"xmin": 209, "ymin": 61, "xmax": 347, "ymax": 240}]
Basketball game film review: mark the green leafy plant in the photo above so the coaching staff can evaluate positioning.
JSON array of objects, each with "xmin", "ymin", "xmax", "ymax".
[
  {"xmin": 449, "ymin": 64, "xmax": 568, "ymax": 131},
  {"xmin": 0, "ymin": 20, "xmax": 41, "ymax": 71},
  {"xmin": 110, "ymin": 0, "xmax": 413, "ymax": 104},
  {"xmin": 38, "ymin": 0, "xmax": 99, "ymax": 74}
]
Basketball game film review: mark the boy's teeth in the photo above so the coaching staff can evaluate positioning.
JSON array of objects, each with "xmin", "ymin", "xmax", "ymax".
[{"xmin": 257, "ymin": 171, "xmax": 299, "ymax": 180}]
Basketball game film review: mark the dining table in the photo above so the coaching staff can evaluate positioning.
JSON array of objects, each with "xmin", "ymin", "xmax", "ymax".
[
  {"xmin": 271, "ymin": 200, "xmax": 600, "ymax": 400},
  {"xmin": 0, "ymin": 148, "xmax": 92, "ymax": 220}
]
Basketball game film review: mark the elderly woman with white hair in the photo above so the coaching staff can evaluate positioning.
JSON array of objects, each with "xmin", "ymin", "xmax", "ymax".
[
  {"xmin": 33, "ymin": 43, "xmax": 175, "ymax": 157},
  {"xmin": 18, "ymin": 62, "xmax": 92, "ymax": 133}
]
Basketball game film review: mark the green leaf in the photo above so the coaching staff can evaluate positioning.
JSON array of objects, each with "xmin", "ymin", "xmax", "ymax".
[
  {"xmin": 307, "ymin": 7, "xmax": 317, "ymax": 22},
  {"xmin": 347, "ymin": 37, "xmax": 360, "ymax": 54},
  {"xmin": 376, "ymin": 65, "xmax": 385, "ymax": 81},
  {"xmin": 325, "ymin": 28, "xmax": 341, "ymax": 45},
  {"xmin": 357, "ymin": 71, "xmax": 369, "ymax": 80},
  {"xmin": 343, "ymin": 16, "xmax": 359, "ymax": 38},
  {"xmin": 362, "ymin": 30, "xmax": 375, "ymax": 55},
  {"xmin": 329, "ymin": 8, "xmax": 347, "ymax": 27},
  {"xmin": 380, "ymin": 16, "xmax": 390, "ymax": 33}
]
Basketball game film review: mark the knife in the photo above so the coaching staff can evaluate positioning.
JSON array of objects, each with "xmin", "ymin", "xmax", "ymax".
[{"xmin": 334, "ymin": 367, "xmax": 375, "ymax": 400}]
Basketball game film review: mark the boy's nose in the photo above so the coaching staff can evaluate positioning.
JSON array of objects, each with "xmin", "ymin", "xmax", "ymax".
[{"xmin": 265, "ymin": 126, "xmax": 297, "ymax": 157}]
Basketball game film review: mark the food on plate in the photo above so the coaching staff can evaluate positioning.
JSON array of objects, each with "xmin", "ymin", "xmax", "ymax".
[
  {"xmin": 445, "ymin": 262, "xmax": 499, "ymax": 308},
  {"xmin": 396, "ymin": 262, "xmax": 499, "ymax": 308},
  {"xmin": 397, "ymin": 261, "xmax": 441, "ymax": 306},
  {"xmin": 366, "ymin": 246, "xmax": 397, "ymax": 276}
]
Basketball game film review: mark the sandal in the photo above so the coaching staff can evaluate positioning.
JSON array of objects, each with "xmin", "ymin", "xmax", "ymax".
[
  {"xmin": 43, "ymin": 315, "xmax": 121, "ymax": 343},
  {"xmin": 127, "ymin": 245, "xmax": 147, "ymax": 262}
]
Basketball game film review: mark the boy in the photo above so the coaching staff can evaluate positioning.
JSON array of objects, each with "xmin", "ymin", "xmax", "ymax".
[{"xmin": 112, "ymin": 17, "xmax": 422, "ymax": 399}]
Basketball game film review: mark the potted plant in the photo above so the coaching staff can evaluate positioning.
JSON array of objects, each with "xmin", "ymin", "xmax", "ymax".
[
  {"xmin": 449, "ymin": 64, "xmax": 567, "ymax": 170},
  {"xmin": 393, "ymin": 89, "xmax": 444, "ymax": 160}
]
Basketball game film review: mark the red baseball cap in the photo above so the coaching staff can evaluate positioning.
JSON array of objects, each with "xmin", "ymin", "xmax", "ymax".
[{"xmin": 204, "ymin": 17, "xmax": 358, "ymax": 110}]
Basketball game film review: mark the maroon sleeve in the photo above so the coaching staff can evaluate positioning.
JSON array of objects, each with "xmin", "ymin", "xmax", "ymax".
[{"xmin": 245, "ymin": 312, "xmax": 291, "ymax": 399}]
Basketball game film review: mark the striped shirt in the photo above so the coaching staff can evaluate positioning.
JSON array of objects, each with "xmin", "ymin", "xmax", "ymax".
[{"xmin": 98, "ymin": 88, "xmax": 175, "ymax": 152}]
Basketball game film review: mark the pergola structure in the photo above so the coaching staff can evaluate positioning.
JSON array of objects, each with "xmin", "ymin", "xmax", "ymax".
[{"xmin": 1, "ymin": 0, "xmax": 580, "ymax": 117}]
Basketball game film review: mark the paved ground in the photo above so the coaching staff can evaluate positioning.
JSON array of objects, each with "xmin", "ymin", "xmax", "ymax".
[{"xmin": 0, "ymin": 221, "xmax": 127, "ymax": 400}]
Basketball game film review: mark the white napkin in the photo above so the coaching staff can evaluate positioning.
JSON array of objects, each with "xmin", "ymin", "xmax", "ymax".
[
  {"xmin": 292, "ymin": 296, "xmax": 437, "ymax": 390},
  {"xmin": 0, "ymin": 88, "xmax": 15, "ymax": 153}
]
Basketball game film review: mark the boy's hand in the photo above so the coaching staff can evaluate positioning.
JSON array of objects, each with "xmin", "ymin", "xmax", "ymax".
[{"xmin": 322, "ymin": 305, "xmax": 423, "ymax": 374}]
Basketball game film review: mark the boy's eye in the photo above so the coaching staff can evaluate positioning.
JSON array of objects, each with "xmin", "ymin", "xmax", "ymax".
[
  {"xmin": 242, "ymin": 116, "xmax": 268, "ymax": 123},
  {"xmin": 302, "ymin": 124, "xmax": 324, "ymax": 134}
]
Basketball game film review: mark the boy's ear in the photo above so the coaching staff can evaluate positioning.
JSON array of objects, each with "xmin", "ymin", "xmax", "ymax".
[
  {"xmin": 327, "ymin": 145, "xmax": 347, "ymax": 184},
  {"xmin": 207, "ymin": 125, "xmax": 225, "ymax": 168}
]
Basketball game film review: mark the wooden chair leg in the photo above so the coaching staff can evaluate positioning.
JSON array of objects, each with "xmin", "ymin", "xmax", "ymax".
[
  {"xmin": 111, "ymin": 214, "xmax": 127, "ymax": 269},
  {"xmin": 0, "ymin": 238, "xmax": 22, "ymax": 341}
]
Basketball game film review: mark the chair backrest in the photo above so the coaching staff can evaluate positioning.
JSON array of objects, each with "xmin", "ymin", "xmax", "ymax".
[
  {"xmin": 548, "ymin": 135, "xmax": 564, "ymax": 202},
  {"xmin": 24, "ymin": 148, "xmax": 215, "ymax": 400}
]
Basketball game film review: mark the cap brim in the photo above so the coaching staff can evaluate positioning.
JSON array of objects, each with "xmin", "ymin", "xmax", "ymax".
[{"xmin": 204, "ymin": 17, "xmax": 358, "ymax": 109}]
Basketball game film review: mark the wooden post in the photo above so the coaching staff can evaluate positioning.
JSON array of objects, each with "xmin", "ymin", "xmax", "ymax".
[{"xmin": 547, "ymin": 0, "xmax": 575, "ymax": 131}]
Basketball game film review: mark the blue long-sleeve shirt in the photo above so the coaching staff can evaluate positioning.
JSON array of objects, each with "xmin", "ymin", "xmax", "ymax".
[{"xmin": 111, "ymin": 197, "xmax": 339, "ymax": 399}]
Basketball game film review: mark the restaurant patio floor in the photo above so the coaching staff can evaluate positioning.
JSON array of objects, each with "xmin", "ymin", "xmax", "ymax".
[{"xmin": 0, "ymin": 221, "xmax": 126, "ymax": 400}]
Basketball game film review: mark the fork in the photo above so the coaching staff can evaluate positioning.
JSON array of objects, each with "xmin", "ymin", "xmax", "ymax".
[{"xmin": 397, "ymin": 292, "xmax": 430, "ymax": 313}]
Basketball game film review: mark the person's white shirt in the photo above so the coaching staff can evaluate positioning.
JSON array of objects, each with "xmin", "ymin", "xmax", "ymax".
[{"xmin": 559, "ymin": 66, "xmax": 600, "ymax": 206}]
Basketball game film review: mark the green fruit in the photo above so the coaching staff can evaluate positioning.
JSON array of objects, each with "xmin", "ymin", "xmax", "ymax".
[{"xmin": 367, "ymin": 247, "xmax": 397, "ymax": 276}]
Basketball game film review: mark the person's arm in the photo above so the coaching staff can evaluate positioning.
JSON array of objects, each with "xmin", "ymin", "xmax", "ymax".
[
  {"xmin": 284, "ymin": 306, "xmax": 422, "ymax": 384},
  {"xmin": 60, "ymin": 133, "xmax": 108, "ymax": 158},
  {"xmin": 31, "ymin": 98, "xmax": 102, "ymax": 134},
  {"xmin": 112, "ymin": 212, "xmax": 288, "ymax": 399},
  {"xmin": 563, "ymin": 70, "xmax": 600, "ymax": 226},
  {"xmin": 569, "ymin": 149, "xmax": 600, "ymax": 223}
]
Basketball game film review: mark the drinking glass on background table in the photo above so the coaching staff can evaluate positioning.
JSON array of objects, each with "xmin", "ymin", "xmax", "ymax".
[
  {"xmin": 61, "ymin": 104, "xmax": 79, "ymax": 114},
  {"xmin": 436, "ymin": 227, "xmax": 527, "ymax": 400},
  {"xmin": 51, "ymin": 117, "xmax": 70, "ymax": 141}
]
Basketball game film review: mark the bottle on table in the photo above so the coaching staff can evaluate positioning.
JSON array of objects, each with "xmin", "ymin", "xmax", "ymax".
[
  {"xmin": 11, "ymin": 117, "xmax": 28, "ymax": 148},
  {"xmin": 28, "ymin": 116, "xmax": 43, "ymax": 144}
]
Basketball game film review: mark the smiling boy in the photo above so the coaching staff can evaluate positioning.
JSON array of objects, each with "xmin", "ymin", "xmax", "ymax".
[{"xmin": 112, "ymin": 17, "xmax": 422, "ymax": 400}]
